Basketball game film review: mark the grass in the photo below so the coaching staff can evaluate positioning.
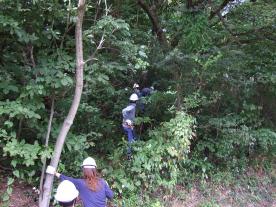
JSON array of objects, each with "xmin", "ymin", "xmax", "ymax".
[{"xmin": 150, "ymin": 166, "xmax": 276, "ymax": 207}]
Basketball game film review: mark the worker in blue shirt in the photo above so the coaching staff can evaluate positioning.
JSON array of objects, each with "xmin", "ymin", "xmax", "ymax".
[
  {"xmin": 46, "ymin": 157, "xmax": 114, "ymax": 207},
  {"xmin": 122, "ymin": 93, "xmax": 139, "ymax": 158}
]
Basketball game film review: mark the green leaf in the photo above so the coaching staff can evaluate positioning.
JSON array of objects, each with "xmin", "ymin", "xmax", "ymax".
[
  {"xmin": 7, "ymin": 177, "xmax": 14, "ymax": 185},
  {"xmin": 13, "ymin": 170, "xmax": 20, "ymax": 178},
  {"xmin": 61, "ymin": 78, "xmax": 68, "ymax": 86},
  {"xmin": 11, "ymin": 160, "xmax": 17, "ymax": 168},
  {"xmin": 7, "ymin": 187, "xmax": 13, "ymax": 195},
  {"xmin": 2, "ymin": 193, "xmax": 10, "ymax": 202}
]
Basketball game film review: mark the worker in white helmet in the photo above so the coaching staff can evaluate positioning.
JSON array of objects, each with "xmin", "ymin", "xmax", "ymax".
[
  {"xmin": 46, "ymin": 157, "xmax": 113, "ymax": 207},
  {"xmin": 133, "ymin": 83, "xmax": 141, "ymax": 97},
  {"xmin": 55, "ymin": 180, "xmax": 79, "ymax": 207},
  {"xmin": 122, "ymin": 93, "xmax": 139, "ymax": 159}
]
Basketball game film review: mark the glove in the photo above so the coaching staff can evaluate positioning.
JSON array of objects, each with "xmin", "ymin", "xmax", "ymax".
[
  {"xmin": 125, "ymin": 119, "xmax": 132, "ymax": 126},
  {"xmin": 46, "ymin": 165, "xmax": 56, "ymax": 175}
]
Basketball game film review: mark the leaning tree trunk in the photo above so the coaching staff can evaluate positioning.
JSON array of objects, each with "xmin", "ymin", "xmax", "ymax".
[{"xmin": 39, "ymin": 0, "xmax": 86, "ymax": 206}]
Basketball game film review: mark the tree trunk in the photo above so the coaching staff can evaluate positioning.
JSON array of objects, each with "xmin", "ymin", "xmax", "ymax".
[
  {"xmin": 137, "ymin": 0, "xmax": 169, "ymax": 49},
  {"xmin": 16, "ymin": 118, "xmax": 23, "ymax": 139},
  {"xmin": 39, "ymin": 0, "xmax": 86, "ymax": 206},
  {"xmin": 174, "ymin": 66, "xmax": 183, "ymax": 111},
  {"xmin": 39, "ymin": 97, "xmax": 55, "ymax": 204}
]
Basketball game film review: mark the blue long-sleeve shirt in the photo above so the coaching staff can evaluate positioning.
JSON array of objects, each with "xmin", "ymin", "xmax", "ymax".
[
  {"xmin": 60, "ymin": 174, "xmax": 113, "ymax": 207},
  {"xmin": 122, "ymin": 103, "xmax": 136, "ymax": 123}
]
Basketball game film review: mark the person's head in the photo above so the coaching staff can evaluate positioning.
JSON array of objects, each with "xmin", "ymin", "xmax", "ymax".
[
  {"xmin": 129, "ymin": 93, "xmax": 139, "ymax": 103},
  {"xmin": 55, "ymin": 180, "xmax": 79, "ymax": 207},
  {"xmin": 133, "ymin": 83, "xmax": 140, "ymax": 89},
  {"xmin": 82, "ymin": 157, "xmax": 101, "ymax": 192}
]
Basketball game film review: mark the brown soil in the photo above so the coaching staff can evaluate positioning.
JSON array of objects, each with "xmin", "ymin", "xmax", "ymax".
[{"xmin": 0, "ymin": 175, "xmax": 38, "ymax": 207}]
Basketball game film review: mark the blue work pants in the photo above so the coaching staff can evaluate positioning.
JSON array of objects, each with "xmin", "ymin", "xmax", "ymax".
[{"xmin": 123, "ymin": 126, "xmax": 135, "ymax": 155}]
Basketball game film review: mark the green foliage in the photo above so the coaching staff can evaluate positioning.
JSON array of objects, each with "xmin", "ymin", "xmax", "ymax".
[
  {"xmin": 0, "ymin": 0, "xmax": 275, "ymax": 205},
  {"xmin": 3, "ymin": 138, "xmax": 52, "ymax": 181},
  {"xmin": 198, "ymin": 200, "xmax": 220, "ymax": 207},
  {"xmin": 133, "ymin": 112, "xmax": 194, "ymax": 189},
  {"xmin": 0, "ymin": 100, "xmax": 42, "ymax": 119},
  {"xmin": 107, "ymin": 112, "xmax": 195, "ymax": 196},
  {"xmin": 1, "ymin": 177, "xmax": 14, "ymax": 207}
]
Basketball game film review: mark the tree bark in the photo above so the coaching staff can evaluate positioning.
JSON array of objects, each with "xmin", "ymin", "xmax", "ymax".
[
  {"xmin": 39, "ymin": 0, "xmax": 86, "ymax": 206},
  {"xmin": 16, "ymin": 118, "xmax": 23, "ymax": 139},
  {"xmin": 186, "ymin": 0, "xmax": 193, "ymax": 9},
  {"xmin": 137, "ymin": 0, "xmax": 169, "ymax": 49},
  {"xmin": 39, "ymin": 97, "xmax": 55, "ymax": 204}
]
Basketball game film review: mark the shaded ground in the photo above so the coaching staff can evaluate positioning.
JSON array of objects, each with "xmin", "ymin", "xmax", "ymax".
[
  {"xmin": 0, "ymin": 172, "xmax": 37, "ymax": 207},
  {"xmin": 1, "ymin": 167, "xmax": 275, "ymax": 207},
  {"xmin": 162, "ymin": 168, "xmax": 276, "ymax": 207}
]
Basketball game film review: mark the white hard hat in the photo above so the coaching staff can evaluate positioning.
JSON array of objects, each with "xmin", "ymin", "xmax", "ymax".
[
  {"xmin": 55, "ymin": 180, "xmax": 79, "ymax": 202},
  {"xmin": 82, "ymin": 157, "xmax": 97, "ymax": 168},
  {"xmin": 133, "ymin": 83, "xmax": 139, "ymax": 89},
  {"xmin": 129, "ymin": 93, "xmax": 139, "ymax": 101}
]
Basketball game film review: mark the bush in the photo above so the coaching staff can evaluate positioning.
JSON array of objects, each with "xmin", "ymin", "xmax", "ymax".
[{"xmin": 108, "ymin": 112, "xmax": 195, "ymax": 195}]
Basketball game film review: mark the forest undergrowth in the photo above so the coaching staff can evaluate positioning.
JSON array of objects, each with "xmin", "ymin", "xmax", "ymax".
[
  {"xmin": 0, "ymin": 0, "xmax": 275, "ymax": 206},
  {"xmin": 1, "ymin": 163, "xmax": 275, "ymax": 207}
]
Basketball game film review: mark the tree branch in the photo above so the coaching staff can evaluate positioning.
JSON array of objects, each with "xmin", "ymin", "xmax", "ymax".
[
  {"xmin": 186, "ymin": 0, "xmax": 193, "ymax": 9},
  {"xmin": 84, "ymin": 33, "xmax": 105, "ymax": 64},
  {"xmin": 209, "ymin": 0, "xmax": 234, "ymax": 20},
  {"xmin": 137, "ymin": 0, "xmax": 169, "ymax": 48},
  {"xmin": 60, "ymin": 0, "xmax": 73, "ymax": 49}
]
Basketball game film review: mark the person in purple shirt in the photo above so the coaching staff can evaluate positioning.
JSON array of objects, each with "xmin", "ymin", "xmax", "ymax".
[{"xmin": 51, "ymin": 157, "xmax": 114, "ymax": 207}]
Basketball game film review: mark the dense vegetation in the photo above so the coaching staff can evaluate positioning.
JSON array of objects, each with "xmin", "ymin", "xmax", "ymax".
[{"xmin": 0, "ymin": 0, "xmax": 275, "ymax": 206}]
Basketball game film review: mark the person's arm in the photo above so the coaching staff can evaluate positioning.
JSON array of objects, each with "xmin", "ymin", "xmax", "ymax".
[
  {"xmin": 122, "ymin": 105, "xmax": 132, "ymax": 119},
  {"xmin": 122, "ymin": 108, "xmax": 127, "ymax": 119},
  {"xmin": 46, "ymin": 166, "xmax": 80, "ymax": 187},
  {"xmin": 55, "ymin": 172, "xmax": 61, "ymax": 178},
  {"xmin": 55, "ymin": 172, "xmax": 80, "ymax": 187},
  {"xmin": 104, "ymin": 180, "xmax": 114, "ymax": 199}
]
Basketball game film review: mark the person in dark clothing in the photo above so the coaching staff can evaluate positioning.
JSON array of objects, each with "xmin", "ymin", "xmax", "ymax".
[
  {"xmin": 141, "ymin": 86, "xmax": 154, "ymax": 97},
  {"xmin": 138, "ymin": 86, "xmax": 154, "ymax": 113}
]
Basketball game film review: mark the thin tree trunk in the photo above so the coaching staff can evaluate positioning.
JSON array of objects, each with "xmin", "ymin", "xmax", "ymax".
[
  {"xmin": 174, "ymin": 67, "xmax": 183, "ymax": 111},
  {"xmin": 39, "ymin": 0, "xmax": 86, "ymax": 206},
  {"xmin": 39, "ymin": 97, "xmax": 55, "ymax": 204},
  {"xmin": 16, "ymin": 118, "xmax": 23, "ymax": 139}
]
